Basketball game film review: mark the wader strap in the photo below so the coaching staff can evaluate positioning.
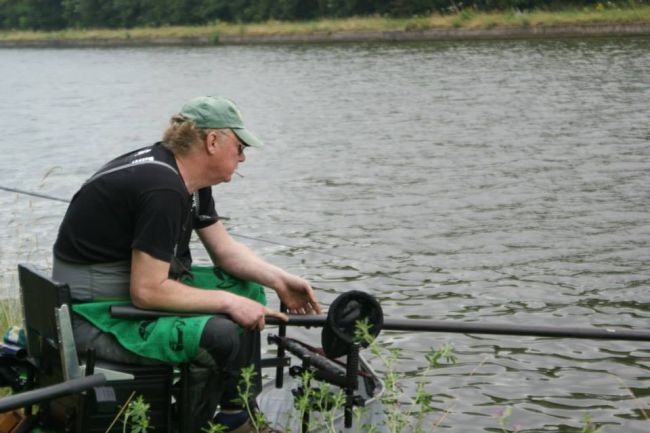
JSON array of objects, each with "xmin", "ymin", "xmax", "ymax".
[{"xmin": 83, "ymin": 160, "xmax": 179, "ymax": 186}]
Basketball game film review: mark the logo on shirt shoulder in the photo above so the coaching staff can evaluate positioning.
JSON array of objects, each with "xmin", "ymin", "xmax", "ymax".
[{"xmin": 131, "ymin": 156, "xmax": 155, "ymax": 165}]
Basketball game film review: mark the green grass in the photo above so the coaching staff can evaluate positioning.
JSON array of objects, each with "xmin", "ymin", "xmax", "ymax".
[
  {"xmin": 0, "ymin": 5, "xmax": 649, "ymax": 44},
  {"xmin": 0, "ymin": 298, "xmax": 22, "ymax": 397},
  {"xmin": 0, "ymin": 298, "xmax": 22, "ymax": 331}
]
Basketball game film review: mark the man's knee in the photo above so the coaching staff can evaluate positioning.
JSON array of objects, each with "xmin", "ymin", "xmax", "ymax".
[{"xmin": 199, "ymin": 315, "xmax": 241, "ymax": 367}]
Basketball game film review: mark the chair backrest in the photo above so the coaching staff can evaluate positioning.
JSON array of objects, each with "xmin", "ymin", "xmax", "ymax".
[{"xmin": 18, "ymin": 264, "xmax": 71, "ymax": 381}]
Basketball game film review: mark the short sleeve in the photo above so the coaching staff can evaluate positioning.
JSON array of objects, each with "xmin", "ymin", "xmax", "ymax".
[
  {"xmin": 193, "ymin": 186, "xmax": 219, "ymax": 230},
  {"xmin": 132, "ymin": 189, "xmax": 188, "ymax": 262}
]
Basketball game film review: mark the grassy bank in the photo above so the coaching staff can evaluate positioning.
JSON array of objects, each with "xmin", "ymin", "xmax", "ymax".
[
  {"xmin": 0, "ymin": 298, "xmax": 22, "ymax": 397},
  {"xmin": 0, "ymin": 299, "xmax": 21, "ymax": 334},
  {"xmin": 1, "ymin": 5, "xmax": 650, "ymax": 45}
]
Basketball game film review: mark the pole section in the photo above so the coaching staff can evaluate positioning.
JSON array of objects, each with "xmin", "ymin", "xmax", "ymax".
[
  {"xmin": 110, "ymin": 306, "xmax": 650, "ymax": 342},
  {"xmin": 0, "ymin": 374, "xmax": 106, "ymax": 413}
]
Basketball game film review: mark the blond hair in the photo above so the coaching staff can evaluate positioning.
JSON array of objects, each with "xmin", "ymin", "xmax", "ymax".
[
  {"xmin": 161, "ymin": 114, "xmax": 208, "ymax": 155},
  {"xmin": 162, "ymin": 115, "xmax": 234, "ymax": 155}
]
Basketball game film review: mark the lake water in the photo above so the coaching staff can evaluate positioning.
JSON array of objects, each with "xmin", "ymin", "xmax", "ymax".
[{"xmin": 1, "ymin": 37, "xmax": 649, "ymax": 432}]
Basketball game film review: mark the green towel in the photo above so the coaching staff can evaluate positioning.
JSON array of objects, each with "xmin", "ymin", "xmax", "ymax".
[
  {"xmin": 183, "ymin": 266, "xmax": 266, "ymax": 306},
  {"xmin": 72, "ymin": 266, "xmax": 267, "ymax": 364}
]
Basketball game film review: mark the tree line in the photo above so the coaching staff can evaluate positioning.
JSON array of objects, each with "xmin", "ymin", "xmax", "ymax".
[{"xmin": 0, "ymin": 0, "xmax": 643, "ymax": 31}]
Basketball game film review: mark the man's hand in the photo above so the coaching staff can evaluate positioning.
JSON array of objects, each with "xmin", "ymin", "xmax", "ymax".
[
  {"xmin": 224, "ymin": 293, "xmax": 289, "ymax": 331},
  {"xmin": 274, "ymin": 274, "xmax": 322, "ymax": 315}
]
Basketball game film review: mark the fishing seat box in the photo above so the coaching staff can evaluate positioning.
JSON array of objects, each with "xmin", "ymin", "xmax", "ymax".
[
  {"xmin": 18, "ymin": 264, "xmax": 176, "ymax": 433},
  {"xmin": 38, "ymin": 362, "xmax": 173, "ymax": 433},
  {"xmin": 78, "ymin": 362, "xmax": 174, "ymax": 433}
]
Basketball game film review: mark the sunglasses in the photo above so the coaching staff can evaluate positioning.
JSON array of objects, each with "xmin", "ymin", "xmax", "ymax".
[
  {"xmin": 235, "ymin": 138, "xmax": 247, "ymax": 155},
  {"xmin": 228, "ymin": 131, "xmax": 247, "ymax": 155},
  {"xmin": 211, "ymin": 130, "xmax": 247, "ymax": 155}
]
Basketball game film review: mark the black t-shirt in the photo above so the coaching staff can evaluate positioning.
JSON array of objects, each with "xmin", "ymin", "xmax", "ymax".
[{"xmin": 54, "ymin": 143, "xmax": 218, "ymax": 266}]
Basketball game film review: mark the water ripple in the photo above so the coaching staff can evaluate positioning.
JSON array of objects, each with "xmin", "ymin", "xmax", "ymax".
[{"xmin": 1, "ymin": 37, "xmax": 649, "ymax": 432}]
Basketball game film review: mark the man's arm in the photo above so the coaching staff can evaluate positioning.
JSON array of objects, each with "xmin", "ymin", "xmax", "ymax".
[
  {"xmin": 129, "ymin": 249, "xmax": 287, "ymax": 330},
  {"xmin": 197, "ymin": 221, "xmax": 321, "ymax": 315}
]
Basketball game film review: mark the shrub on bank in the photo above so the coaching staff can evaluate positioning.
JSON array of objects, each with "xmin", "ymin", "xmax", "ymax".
[{"xmin": 1, "ymin": 0, "xmax": 649, "ymax": 31}]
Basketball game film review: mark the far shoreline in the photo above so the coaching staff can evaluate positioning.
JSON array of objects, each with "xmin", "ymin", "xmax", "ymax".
[
  {"xmin": 1, "ymin": 23, "xmax": 649, "ymax": 48},
  {"xmin": 3, "ymin": 6, "xmax": 650, "ymax": 48}
]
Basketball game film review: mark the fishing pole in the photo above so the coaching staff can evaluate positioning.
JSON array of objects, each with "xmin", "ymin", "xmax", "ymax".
[
  {"xmin": 0, "ymin": 185, "xmax": 70, "ymax": 203},
  {"xmin": 109, "ymin": 305, "xmax": 650, "ymax": 342},
  {"xmin": 0, "ymin": 373, "xmax": 106, "ymax": 414},
  {"xmin": 0, "ymin": 184, "xmax": 360, "ymax": 263},
  {"xmin": 270, "ymin": 315, "xmax": 650, "ymax": 342}
]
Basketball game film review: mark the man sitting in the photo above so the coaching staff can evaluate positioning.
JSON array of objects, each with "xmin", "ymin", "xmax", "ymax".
[{"xmin": 52, "ymin": 96, "xmax": 321, "ymax": 433}]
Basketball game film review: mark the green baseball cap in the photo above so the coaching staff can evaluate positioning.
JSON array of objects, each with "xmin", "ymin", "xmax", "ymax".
[{"xmin": 180, "ymin": 96, "xmax": 263, "ymax": 148}]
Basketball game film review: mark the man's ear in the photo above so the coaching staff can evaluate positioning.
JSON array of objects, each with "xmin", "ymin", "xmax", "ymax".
[{"xmin": 205, "ymin": 131, "xmax": 219, "ymax": 155}]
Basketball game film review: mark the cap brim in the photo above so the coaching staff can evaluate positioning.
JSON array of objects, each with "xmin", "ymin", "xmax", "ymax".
[{"xmin": 233, "ymin": 128, "xmax": 263, "ymax": 148}]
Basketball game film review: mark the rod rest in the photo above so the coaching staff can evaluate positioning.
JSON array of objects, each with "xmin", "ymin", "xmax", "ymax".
[
  {"xmin": 268, "ymin": 334, "xmax": 367, "ymax": 431},
  {"xmin": 267, "ymin": 333, "xmax": 367, "ymax": 411},
  {"xmin": 268, "ymin": 335, "xmax": 347, "ymax": 386}
]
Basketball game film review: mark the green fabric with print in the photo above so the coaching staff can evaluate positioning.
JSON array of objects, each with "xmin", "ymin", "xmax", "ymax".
[
  {"xmin": 72, "ymin": 265, "xmax": 266, "ymax": 364},
  {"xmin": 182, "ymin": 266, "xmax": 266, "ymax": 305}
]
